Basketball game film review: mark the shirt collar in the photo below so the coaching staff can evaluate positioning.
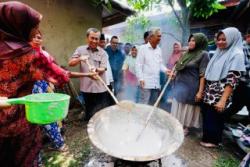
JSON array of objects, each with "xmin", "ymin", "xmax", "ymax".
[
  {"xmin": 146, "ymin": 42, "xmax": 158, "ymax": 50},
  {"xmin": 87, "ymin": 46, "xmax": 99, "ymax": 52}
]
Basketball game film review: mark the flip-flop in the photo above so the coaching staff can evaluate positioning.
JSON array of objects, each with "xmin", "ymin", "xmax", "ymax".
[{"xmin": 200, "ymin": 141, "xmax": 218, "ymax": 148}]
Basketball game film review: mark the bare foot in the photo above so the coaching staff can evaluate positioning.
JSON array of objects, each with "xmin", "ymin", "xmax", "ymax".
[
  {"xmin": 48, "ymin": 144, "xmax": 69, "ymax": 152},
  {"xmin": 184, "ymin": 127, "xmax": 189, "ymax": 136}
]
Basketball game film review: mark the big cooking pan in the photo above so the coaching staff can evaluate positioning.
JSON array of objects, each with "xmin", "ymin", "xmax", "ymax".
[{"xmin": 87, "ymin": 104, "xmax": 184, "ymax": 162}]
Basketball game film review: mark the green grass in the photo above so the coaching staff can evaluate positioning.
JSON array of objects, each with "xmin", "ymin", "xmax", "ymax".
[
  {"xmin": 213, "ymin": 155, "xmax": 240, "ymax": 167},
  {"xmin": 43, "ymin": 151, "xmax": 77, "ymax": 167},
  {"xmin": 43, "ymin": 142, "xmax": 91, "ymax": 167}
]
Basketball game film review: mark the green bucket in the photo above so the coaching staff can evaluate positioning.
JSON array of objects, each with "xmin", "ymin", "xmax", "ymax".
[{"xmin": 4, "ymin": 93, "xmax": 70, "ymax": 124}]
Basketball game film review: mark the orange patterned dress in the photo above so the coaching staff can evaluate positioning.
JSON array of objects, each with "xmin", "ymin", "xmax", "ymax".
[{"xmin": 0, "ymin": 50, "xmax": 69, "ymax": 167}]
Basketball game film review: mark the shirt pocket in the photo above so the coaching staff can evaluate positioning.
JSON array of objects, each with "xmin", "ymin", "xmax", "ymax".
[{"xmin": 91, "ymin": 56, "xmax": 102, "ymax": 67}]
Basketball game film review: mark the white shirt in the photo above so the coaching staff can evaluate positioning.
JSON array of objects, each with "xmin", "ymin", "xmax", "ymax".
[
  {"xmin": 136, "ymin": 43, "xmax": 167, "ymax": 89},
  {"xmin": 104, "ymin": 52, "xmax": 114, "ymax": 85}
]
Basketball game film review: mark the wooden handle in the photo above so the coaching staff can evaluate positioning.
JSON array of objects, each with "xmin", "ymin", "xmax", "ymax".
[
  {"xmin": 96, "ymin": 75, "xmax": 119, "ymax": 104},
  {"xmin": 85, "ymin": 60, "xmax": 119, "ymax": 104},
  {"xmin": 153, "ymin": 66, "xmax": 176, "ymax": 107},
  {"xmin": 144, "ymin": 66, "xmax": 177, "ymax": 132}
]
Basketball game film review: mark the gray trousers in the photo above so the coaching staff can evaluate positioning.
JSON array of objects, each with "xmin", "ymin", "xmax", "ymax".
[{"xmin": 138, "ymin": 88, "xmax": 160, "ymax": 105}]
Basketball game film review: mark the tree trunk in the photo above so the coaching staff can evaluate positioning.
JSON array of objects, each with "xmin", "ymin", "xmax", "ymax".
[
  {"xmin": 167, "ymin": 0, "xmax": 191, "ymax": 45},
  {"xmin": 181, "ymin": 6, "xmax": 190, "ymax": 45}
]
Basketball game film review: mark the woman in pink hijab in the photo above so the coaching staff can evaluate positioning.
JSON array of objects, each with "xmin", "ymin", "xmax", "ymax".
[
  {"xmin": 167, "ymin": 42, "xmax": 182, "ymax": 70},
  {"xmin": 160, "ymin": 42, "xmax": 183, "ymax": 110}
]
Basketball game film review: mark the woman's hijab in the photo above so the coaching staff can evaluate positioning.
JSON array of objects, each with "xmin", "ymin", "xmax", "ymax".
[
  {"xmin": 167, "ymin": 42, "xmax": 182, "ymax": 70},
  {"xmin": 205, "ymin": 27, "xmax": 246, "ymax": 81},
  {"xmin": 0, "ymin": 1, "xmax": 42, "ymax": 60},
  {"xmin": 175, "ymin": 33, "xmax": 208, "ymax": 71}
]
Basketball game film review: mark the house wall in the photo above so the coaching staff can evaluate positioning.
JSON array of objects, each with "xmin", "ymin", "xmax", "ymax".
[{"xmin": 3, "ymin": 0, "xmax": 103, "ymax": 90}]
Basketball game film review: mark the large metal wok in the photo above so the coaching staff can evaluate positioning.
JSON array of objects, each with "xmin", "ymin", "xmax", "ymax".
[{"xmin": 87, "ymin": 104, "xmax": 184, "ymax": 162}]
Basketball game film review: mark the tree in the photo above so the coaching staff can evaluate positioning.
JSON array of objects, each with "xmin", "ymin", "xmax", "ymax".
[
  {"xmin": 127, "ymin": 0, "xmax": 225, "ymax": 44},
  {"xmin": 123, "ymin": 15, "xmax": 152, "ymax": 43}
]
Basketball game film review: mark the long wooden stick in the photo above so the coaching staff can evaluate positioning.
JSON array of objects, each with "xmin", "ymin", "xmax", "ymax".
[
  {"xmin": 136, "ymin": 66, "xmax": 176, "ymax": 141},
  {"xmin": 85, "ymin": 60, "xmax": 119, "ymax": 104}
]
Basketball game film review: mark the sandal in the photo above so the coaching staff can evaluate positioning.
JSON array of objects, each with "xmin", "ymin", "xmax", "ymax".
[
  {"xmin": 200, "ymin": 141, "xmax": 218, "ymax": 148},
  {"xmin": 48, "ymin": 144, "xmax": 69, "ymax": 152}
]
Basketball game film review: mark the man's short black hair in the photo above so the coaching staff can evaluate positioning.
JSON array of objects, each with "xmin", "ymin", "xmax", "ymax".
[
  {"xmin": 111, "ymin": 36, "xmax": 118, "ymax": 41},
  {"xmin": 132, "ymin": 45, "xmax": 137, "ymax": 49},
  {"xmin": 100, "ymin": 33, "xmax": 105, "ymax": 40},
  {"xmin": 144, "ymin": 31, "xmax": 149, "ymax": 40},
  {"xmin": 125, "ymin": 43, "xmax": 132, "ymax": 46}
]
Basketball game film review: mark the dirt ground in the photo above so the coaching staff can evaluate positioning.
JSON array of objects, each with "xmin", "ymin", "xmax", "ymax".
[{"xmin": 43, "ymin": 110, "xmax": 242, "ymax": 167}]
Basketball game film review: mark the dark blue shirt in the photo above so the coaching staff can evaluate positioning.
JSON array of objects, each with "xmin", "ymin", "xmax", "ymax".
[{"xmin": 105, "ymin": 46, "xmax": 125, "ymax": 80}]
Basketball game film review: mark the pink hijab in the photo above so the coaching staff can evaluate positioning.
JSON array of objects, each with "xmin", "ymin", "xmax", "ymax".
[{"xmin": 167, "ymin": 42, "xmax": 182, "ymax": 70}]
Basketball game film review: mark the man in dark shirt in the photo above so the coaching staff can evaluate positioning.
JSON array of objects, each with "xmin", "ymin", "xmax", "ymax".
[
  {"xmin": 123, "ymin": 43, "xmax": 132, "ymax": 57},
  {"xmin": 105, "ymin": 36, "xmax": 125, "ymax": 95}
]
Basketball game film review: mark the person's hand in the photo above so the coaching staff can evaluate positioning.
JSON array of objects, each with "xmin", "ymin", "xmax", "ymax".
[
  {"xmin": 139, "ymin": 80, "xmax": 145, "ymax": 88},
  {"xmin": 166, "ymin": 69, "xmax": 176, "ymax": 79},
  {"xmin": 166, "ymin": 69, "xmax": 172, "ymax": 76},
  {"xmin": 47, "ymin": 77, "xmax": 58, "ymax": 85},
  {"xmin": 195, "ymin": 91, "xmax": 203, "ymax": 102},
  {"xmin": 214, "ymin": 100, "xmax": 226, "ymax": 112},
  {"xmin": 88, "ymin": 72, "xmax": 99, "ymax": 80},
  {"xmin": 171, "ymin": 73, "xmax": 176, "ymax": 80},
  {"xmin": 47, "ymin": 82, "xmax": 55, "ymax": 93},
  {"xmin": 0, "ymin": 97, "xmax": 10, "ymax": 108},
  {"xmin": 49, "ymin": 82, "xmax": 55, "ymax": 90}
]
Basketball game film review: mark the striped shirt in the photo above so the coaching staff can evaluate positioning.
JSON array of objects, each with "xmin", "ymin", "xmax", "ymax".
[{"xmin": 242, "ymin": 41, "xmax": 250, "ymax": 87}]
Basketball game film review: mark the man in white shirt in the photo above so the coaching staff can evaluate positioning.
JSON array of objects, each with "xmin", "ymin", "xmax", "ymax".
[
  {"xmin": 99, "ymin": 33, "xmax": 115, "ymax": 105},
  {"xmin": 99, "ymin": 33, "xmax": 114, "ymax": 89},
  {"xmin": 136, "ymin": 27, "xmax": 168, "ymax": 104}
]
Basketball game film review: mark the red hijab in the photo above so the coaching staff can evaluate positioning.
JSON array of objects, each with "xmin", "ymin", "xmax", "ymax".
[{"xmin": 0, "ymin": 1, "xmax": 42, "ymax": 60}]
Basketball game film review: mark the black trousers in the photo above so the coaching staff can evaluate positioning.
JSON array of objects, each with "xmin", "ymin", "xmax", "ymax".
[
  {"xmin": 83, "ymin": 91, "xmax": 111, "ymax": 121},
  {"xmin": 107, "ymin": 84, "xmax": 115, "ymax": 105},
  {"xmin": 201, "ymin": 103, "xmax": 224, "ymax": 145},
  {"xmin": 224, "ymin": 81, "xmax": 250, "ymax": 120}
]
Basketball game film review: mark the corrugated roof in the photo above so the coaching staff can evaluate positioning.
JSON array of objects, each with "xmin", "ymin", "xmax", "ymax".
[{"xmin": 102, "ymin": 0, "xmax": 135, "ymax": 27}]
